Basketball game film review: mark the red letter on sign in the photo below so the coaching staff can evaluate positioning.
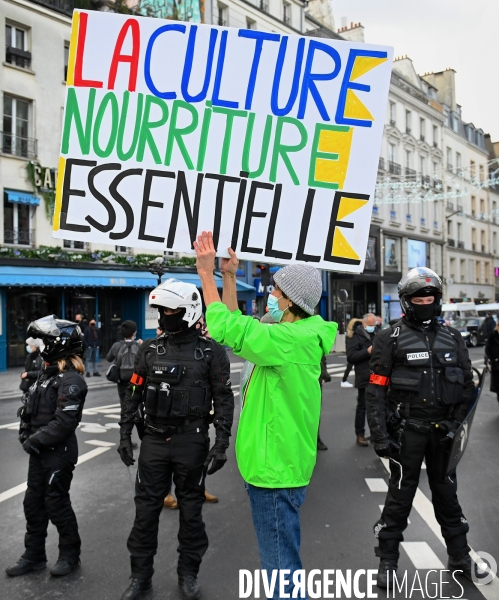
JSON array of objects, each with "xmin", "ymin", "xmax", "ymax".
[
  {"xmin": 74, "ymin": 12, "xmax": 103, "ymax": 88},
  {"xmin": 108, "ymin": 19, "xmax": 141, "ymax": 92}
]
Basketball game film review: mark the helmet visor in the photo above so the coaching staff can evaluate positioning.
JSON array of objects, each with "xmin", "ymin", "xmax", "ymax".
[{"xmin": 29, "ymin": 315, "xmax": 60, "ymax": 337}]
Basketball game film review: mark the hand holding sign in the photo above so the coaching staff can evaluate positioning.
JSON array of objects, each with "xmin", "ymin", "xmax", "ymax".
[
  {"xmin": 221, "ymin": 248, "xmax": 239, "ymax": 277},
  {"xmin": 194, "ymin": 231, "xmax": 217, "ymax": 275}
]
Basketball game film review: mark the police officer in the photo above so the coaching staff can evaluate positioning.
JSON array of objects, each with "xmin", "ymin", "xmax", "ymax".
[
  {"xmin": 7, "ymin": 316, "xmax": 87, "ymax": 578},
  {"xmin": 118, "ymin": 279, "xmax": 234, "ymax": 600},
  {"xmin": 366, "ymin": 268, "xmax": 476, "ymax": 587}
]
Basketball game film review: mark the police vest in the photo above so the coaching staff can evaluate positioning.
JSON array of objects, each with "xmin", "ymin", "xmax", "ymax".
[
  {"xmin": 143, "ymin": 336, "xmax": 213, "ymax": 423},
  {"xmin": 388, "ymin": 321, "xmax": 465, "ymax": 408}
]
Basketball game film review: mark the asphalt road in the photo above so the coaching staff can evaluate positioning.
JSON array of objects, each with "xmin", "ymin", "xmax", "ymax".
[{"xmin": 0, "ymin": 346, "xmax": 497, "ymax": 600}]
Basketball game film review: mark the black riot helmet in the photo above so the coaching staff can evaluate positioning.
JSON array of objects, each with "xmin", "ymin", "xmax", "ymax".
[
  {"xmin": 398, "ymin": 267, "xmax": 443, "ymax": 322},
  {"xmin": 26, "ymin": 315, "xmax": 83, "ymax": 362}
]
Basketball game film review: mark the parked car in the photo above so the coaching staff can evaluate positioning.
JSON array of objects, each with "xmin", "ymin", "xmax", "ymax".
[{"xmin": 452, "ymin": 317, "xmax": 488, "ymax": 347}]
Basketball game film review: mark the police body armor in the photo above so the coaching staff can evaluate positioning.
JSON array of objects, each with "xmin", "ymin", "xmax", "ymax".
[
  {"xmin": 388, "ymin": 321, "xmax": 464, "ymax": 415},
  {"xmin": 143, "ymin": 336, "xmax": 214, "ymax": 424}
]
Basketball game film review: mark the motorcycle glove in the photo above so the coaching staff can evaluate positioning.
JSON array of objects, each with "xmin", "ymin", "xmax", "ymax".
[
  {"xmin": 117, "ymin": 436, "xmax": 135, "ymax": 467},
  {"xmin": 204, "ymin": 439, "xmax": 228, "ymax": 475},
  {"xmin": 22, "ymin": 436, "xmax": 41, "ymax": 456}
]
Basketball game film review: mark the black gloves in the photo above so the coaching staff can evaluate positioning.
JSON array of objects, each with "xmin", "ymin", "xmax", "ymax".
[
  {"xmin": 22, "ymin": 436, "xmax": 41, "ymax": 456},
  {"xmin": 204, "ymin": 438, "xmax": 228, "ymax": 475},
  {"xmin": 19, "ymin": 424, "xmax": 31, "ymax": 445},
  {"xmin": 117, "ymin": 436, "xmax": 135, "ymax": 466},
  {"xmin": 373, "ymin": 438, "xmax": 400, "ymax": 459}
]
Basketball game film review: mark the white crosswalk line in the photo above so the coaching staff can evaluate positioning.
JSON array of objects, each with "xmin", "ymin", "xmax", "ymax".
[
  {"xmin": 401, "ymin": 542, "xmax": 445, "ymax": 569},
  {"xmin": 0, "ymin": 447, "xmax": 110, "ymax": 504},
  {"xmin": 102, "ymin": 414, "xmax": 120, "ymax": 419},
  {"xmin": 0, "ymin": 421, "xmax": 20, "ymax": 430},
  {"xmin": 84, "ymin": 440, "xmax": 116, "ymax": 447},
  {"xmin": 365, "ymin": 478, "xmax": 388, "ymax": 492}
]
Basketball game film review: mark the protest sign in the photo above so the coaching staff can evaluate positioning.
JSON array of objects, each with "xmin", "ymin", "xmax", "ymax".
[{"xmin": 53, "ymin": 10, "xmax": 393, "ymax": 272}]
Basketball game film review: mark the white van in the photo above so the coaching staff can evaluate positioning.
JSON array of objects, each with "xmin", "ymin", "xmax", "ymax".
[{"xmin": 441, "ymin": 302, "xmax": 478, "ymax": 324}]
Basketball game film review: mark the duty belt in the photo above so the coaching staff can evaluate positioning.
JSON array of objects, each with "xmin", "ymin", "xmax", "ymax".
[{"xmin": 145, "ymin": 417, "xmax": 208, "ymax": 436}]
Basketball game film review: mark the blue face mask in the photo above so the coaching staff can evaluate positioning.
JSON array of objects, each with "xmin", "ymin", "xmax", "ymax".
[
  {"xmin": 365, "ymin": 325, "xmax": 375, "ymax": 333},
  {"xmin": 267, "ymin": 294, "xmax": 287, "ymax": 323},
  {"xmin": 26, "ymin": 345, "xmax": 32, "ymax": 353}
]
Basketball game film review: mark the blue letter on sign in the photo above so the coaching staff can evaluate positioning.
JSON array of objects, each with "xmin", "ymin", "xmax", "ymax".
[{"xmin": 145, "ymin": 24, "xmax": 186, "ymax": 99}]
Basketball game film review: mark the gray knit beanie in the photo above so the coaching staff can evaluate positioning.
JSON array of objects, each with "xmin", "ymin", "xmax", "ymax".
[{"xmin": 273, "ymin": 264, "xmax": 322, "ymax": 315}]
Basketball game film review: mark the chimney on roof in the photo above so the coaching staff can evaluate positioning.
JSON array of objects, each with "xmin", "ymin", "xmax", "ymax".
[{"xmin": 338, "ymin": 20, "xmax": 365, "ymax": 43}]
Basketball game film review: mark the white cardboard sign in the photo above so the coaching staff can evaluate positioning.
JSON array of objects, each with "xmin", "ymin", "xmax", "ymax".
[{"xmin": 53, "ymin": 10, "xmax": 393, "ymax": 272}]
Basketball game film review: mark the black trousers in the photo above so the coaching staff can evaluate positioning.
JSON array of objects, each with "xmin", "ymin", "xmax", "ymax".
[
  {"xmin": 355, "ymin": 387, "xmax": 367, "ymax": 436},
  {"xmin": 127, "ymin": 427, "xmax": 210, "ymax": 579},
  {"xmin": 117, "ymin": 381, "xmax": 128, "ymax": 406},
  {"xmin": 22, "ymin": 434, "xmax": 80, "ymax": 564},
  {"xmin": 342, "ymin": 362, "xmax": 353, "ymax": 382},
  {"xmin": 375, "ymin": 427, "xmax": 469, "ymax": 561}
]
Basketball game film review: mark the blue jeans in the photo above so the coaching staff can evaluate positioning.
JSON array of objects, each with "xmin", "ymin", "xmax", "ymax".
[
  {"xmin": 85, "ymin": 346, "xmax": 98, "ymax": 374},
  {"xmin": 244, "ymin": 482, "xmax": 308, "ymax": 599}
]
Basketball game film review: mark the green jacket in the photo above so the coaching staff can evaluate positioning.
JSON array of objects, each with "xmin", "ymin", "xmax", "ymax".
[{"xmin": 206, "ymin": 303, "xmax": 338, "ymax": 488}]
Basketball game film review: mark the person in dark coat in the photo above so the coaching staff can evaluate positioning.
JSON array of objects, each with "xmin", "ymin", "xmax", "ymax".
[
  {"xmin": 480, "ymin": 313, "xmax": 496, "ymax": 341},
  {"xmin": 346, "ymin": 313, "xmax": 377, "ymax": 446},
  {"xmin": 20, "ymin": 338, "xmax": 44, "ymax": 393},
  {"xmin": 485, "ymin": 322, "xmax": 499, "ymax": 402},
  {"xmin": 83, "ymin": 319, "xmax": 101, "ymax": 377}
]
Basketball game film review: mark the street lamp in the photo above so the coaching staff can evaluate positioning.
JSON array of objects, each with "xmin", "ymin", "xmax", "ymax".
[{"xmin": 148, "ymin": 256, "xmax": 167, "ymax": 286}]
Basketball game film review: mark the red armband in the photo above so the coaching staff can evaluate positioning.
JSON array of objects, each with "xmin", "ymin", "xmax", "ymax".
[
  {"xmin": 130, "ymin": 373, "xmax": 144, "ymax": 386},
  {"xmin": 369, "ymin": 374, "xmax": 390, "ymax": 386}
]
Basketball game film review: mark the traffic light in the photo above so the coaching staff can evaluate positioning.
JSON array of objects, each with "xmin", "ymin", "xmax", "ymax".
[{"xmin": 259, "ymin": 264, "xmax": 271, "ymax": 287}]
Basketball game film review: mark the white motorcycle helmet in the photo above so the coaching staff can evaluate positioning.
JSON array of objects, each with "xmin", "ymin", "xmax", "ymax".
[{"xmin": 149, "ymin": 278, "xmax": 203, "ymax": 328}]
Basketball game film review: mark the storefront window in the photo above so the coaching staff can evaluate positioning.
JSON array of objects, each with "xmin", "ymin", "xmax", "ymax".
[
  {"xmin": 407, "ymin": 239, "xmax": 427, "ymax": 268},
  {"xmin": 365, "ymin": 237, "xmax": 377, "ymax": 271},
  {"xmin": 384, "ymin": 237, "xmax": 401, "ymax": 271}
]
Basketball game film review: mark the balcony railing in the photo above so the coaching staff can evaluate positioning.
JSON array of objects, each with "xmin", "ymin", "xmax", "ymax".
[
  {"xmin": 217, "ymin": 17, "xmax": 226, "ymax": 25},
  {"xmin": 25, "ymin": 0, "xmax": 74, "ymax": 16},
  {"xmin": 5, "ymin": 46, "xmax": 31, "ymax": 69},
  {"xmin": 1, "ymin": 132, "xmax": 37, "ymax": 159},
  {"xmin": 282, "ymin": 14, "xmax": 290, "ymax": 24},
  {"xmin": 378, "ymin": 157, "xmax": 385, "ymax": 171},
  {"xmin": 433, "ymin": 178, "xmax": 442, "ymax": 189},
  {"xmin": 4, "ymin": 228, "xmax": 34, "ymax": 246},
  {"xmin": 389, "ymin": 161, "xmax": 401, "ymax": 175},
  {"xmin": 422, "ymin": 175, "xmax": 431, "ymax": 186},
  {"xmin": 448, "ymin": 238, "xmax": 455, "ymax": 247},
  {"xmin": 458, "ymin": 241, "xmax": 465, "ymax": 249},
  {"xmin": 259, "ymin": 1, "xmax": 269, "ymax": 12},
  {"xmin": 405, "ymin": 167, "xmax": 417, "ymax": 180}
]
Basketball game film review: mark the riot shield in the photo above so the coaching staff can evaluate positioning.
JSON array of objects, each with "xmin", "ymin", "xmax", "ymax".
[{"xmin": 445, "ymin": 367, "xmax": 484, "ymax": 476}]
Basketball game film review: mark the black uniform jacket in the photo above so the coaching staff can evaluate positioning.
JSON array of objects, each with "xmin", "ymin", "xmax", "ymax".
[
  {"xmin": 346, "ymin": 322, "xmax": 374, "ymax": 389},
  {"xmin": 366, "ymin": 318, "xmax": 474, "ymax": 446},
  {"xmin": 120, "ymin": 329, "xmax": 234, "ymax": 443},
  {"xmin": 28, "ymin": 365, "xmax": 88, "ymax": 447},
  {"xmin": 485, "ymin": 330, "xmax": 499, "ymax": 393}
]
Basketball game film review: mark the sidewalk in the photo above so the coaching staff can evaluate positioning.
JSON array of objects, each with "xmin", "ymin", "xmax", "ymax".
[{"xmin": 0, "ymin": 361, "xmax": 114, "ymax": 401}]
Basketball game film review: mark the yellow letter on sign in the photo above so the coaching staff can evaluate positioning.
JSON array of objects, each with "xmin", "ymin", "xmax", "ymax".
[{"xmin": 308, "ymin": 124, "xmax": 353, "ymax": 190}]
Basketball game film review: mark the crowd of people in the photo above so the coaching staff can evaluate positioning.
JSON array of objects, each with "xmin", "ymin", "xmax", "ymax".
[{"xmin": 7, "ymin": 231, "xmax": 488, "ymax": 599}]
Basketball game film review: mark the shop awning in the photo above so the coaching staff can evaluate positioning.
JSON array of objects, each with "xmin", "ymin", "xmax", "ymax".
[
  {"xmin": 5, "ymin": 190, "xmax": 40, "ymax": 206},
  {"xmin": 0, "ymin": 266, "xmax": 255, "ymax": 298}
]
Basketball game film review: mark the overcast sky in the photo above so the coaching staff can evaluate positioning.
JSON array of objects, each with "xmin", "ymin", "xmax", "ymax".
[{"xmin": 332, "ymin": 0, "xmax": 499, "ymax": 141}]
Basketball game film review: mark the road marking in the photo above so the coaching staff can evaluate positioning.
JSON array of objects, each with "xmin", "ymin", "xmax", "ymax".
[
  {"xmin": 378, "ymin": 458, "xmax": 499, "ymax": 598},
  {"xmin": 365, "ymin": 478, "xmax": 388, "ymax": 492},
  {"xmin": 401, "ymin": 542, "xmax": 445, "ymax": 569},
  {"xmin": 102, "ymin": 414, "xmax": 120, "ymax": 419},
  {"xmin": 93, "ymin": 407, "xmax": 121, "ymax": 414},
  {"xmin": 84, "ymin": 440, "xmax": 116, "ymax": 447},
  {"xmin": 80, "ymin": 424, "xmax": 108, "ymax": 433},
  {"xmin": 0, "ymin": 447, "xmax": 110, "ymax": 504},
  {"xmin": 105, "ymin": 422, "xmax": 121, "ymax": 429},
  {"xmin": 0, "ymin": 421, "xmax": 20, "ymax": 430}
]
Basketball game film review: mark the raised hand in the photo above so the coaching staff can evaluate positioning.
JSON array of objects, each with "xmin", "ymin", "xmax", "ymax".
[
  {"xmin": 221, "ymin": 247, "xmax": 239, "ymax": 276},
  {"xmin": 194, "ymin": 231, "xmax": 216, "ymax": 274}
]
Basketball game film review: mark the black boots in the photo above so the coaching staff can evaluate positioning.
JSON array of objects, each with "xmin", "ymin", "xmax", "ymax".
[
  {"xmin": 5, "ymin": 557, "xmax": 46, "ymax": 577},
  {"xmin": 121, "ymin": 578, "xmax": 153, "ymax": 600},
  {"xmin": 179, "ymin": 574, "xmax": 201, "ymax": 600},
  {"xmin": 376, "ymin": 558, "xmax": 398, "ymax": 588},
  {"xmin": 50, "ymin": 558, "xmax": 80, "ymax": 576},
  {"xmin": 448, "ymin": 554, "xmax": 489, "ymax": 582}
]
